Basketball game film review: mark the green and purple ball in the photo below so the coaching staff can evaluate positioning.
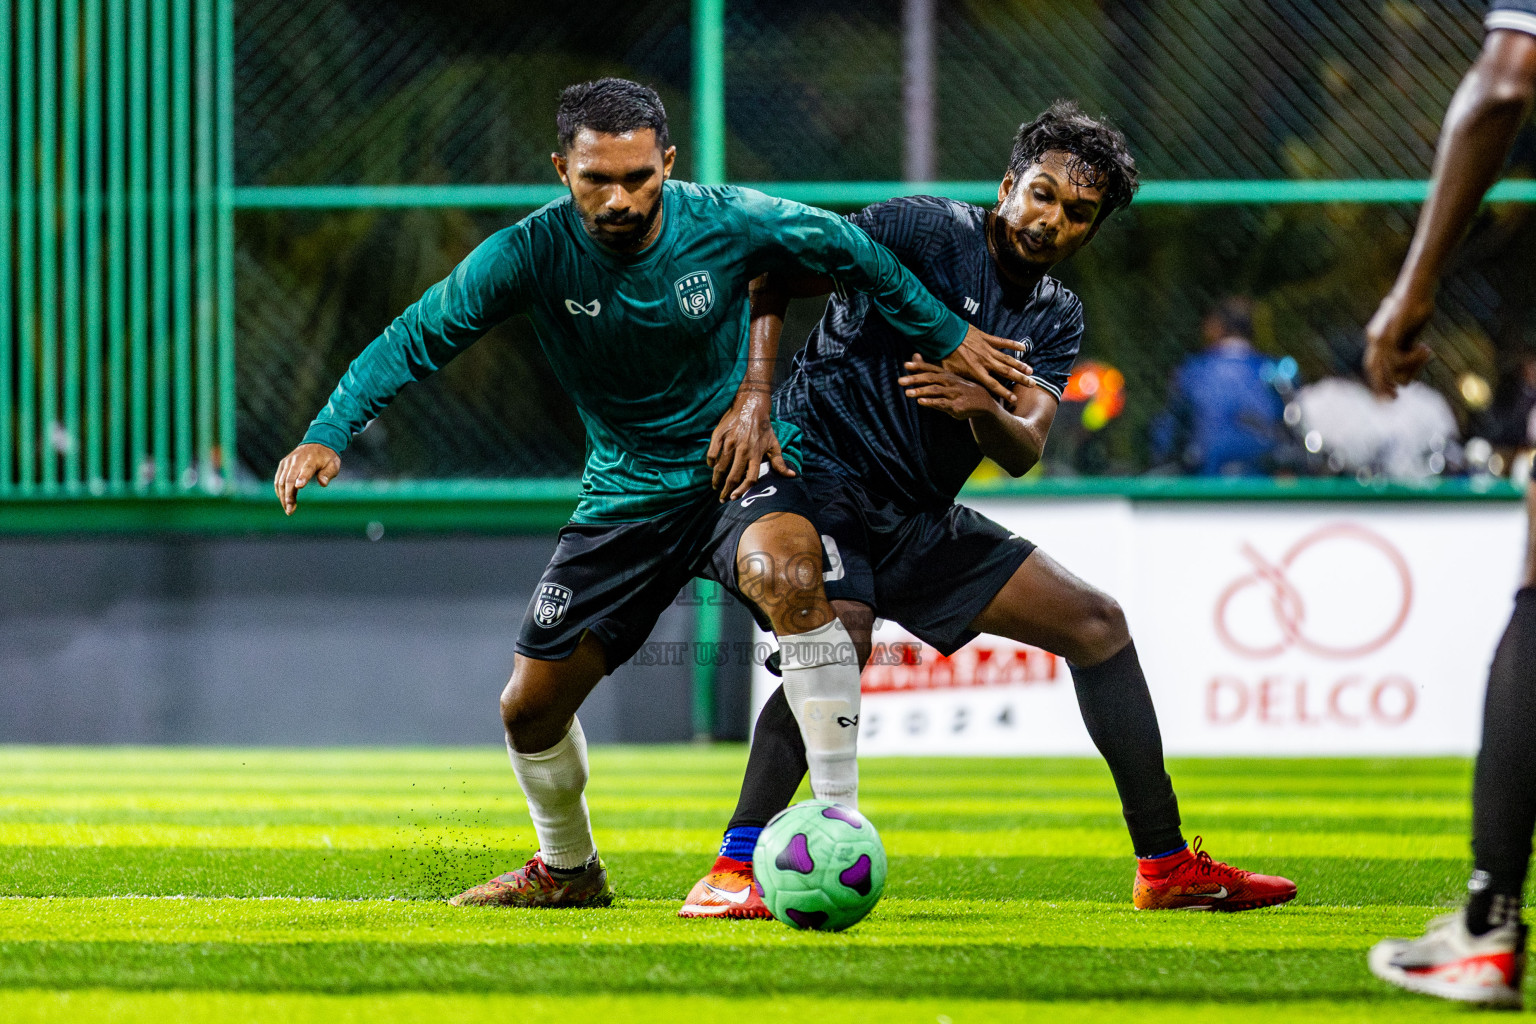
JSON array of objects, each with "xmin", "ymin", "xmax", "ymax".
[{"xmin": 753, "ymin": 799, "xmax": 887, "ymax": 931}]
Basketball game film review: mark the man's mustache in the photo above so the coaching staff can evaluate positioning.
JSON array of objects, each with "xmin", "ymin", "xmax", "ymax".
[{"xmin": 596, "ymin": 212, "xmax": 645, "ymax": 227}]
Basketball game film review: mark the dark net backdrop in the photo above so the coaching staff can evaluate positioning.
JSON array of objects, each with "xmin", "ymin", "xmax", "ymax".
[{"xmin": 235, "ymin": 0, "xmax": 1536, "ymax": 479}]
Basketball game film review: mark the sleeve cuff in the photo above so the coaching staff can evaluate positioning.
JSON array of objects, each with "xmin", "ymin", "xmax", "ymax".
[
  {"xmin": 301, "ymin": 421, "xmax": 351, "ymax": 455},
  {"xmin": 920, "ymin": 311, "xmax": 968, "ymax": 361}
]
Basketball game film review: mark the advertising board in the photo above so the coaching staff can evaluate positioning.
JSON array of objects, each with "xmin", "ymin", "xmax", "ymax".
[{"xmin": 750, "ymin": 498, "xmax": 1524, "ymax": 756}]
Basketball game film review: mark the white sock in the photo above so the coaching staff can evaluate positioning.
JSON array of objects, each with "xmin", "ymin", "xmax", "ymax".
[
  {"xmin": 778, "ymin": 618, "xmax": 860, "ymax": 808},
  {"xmin": 508, "ymin": 716, "xmax": 596, "ymax": 871}
]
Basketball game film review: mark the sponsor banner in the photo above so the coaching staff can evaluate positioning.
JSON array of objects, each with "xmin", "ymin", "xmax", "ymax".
[{"xmin": 750, "ymin": 499, "xmax": 1523, "ymax": 756}]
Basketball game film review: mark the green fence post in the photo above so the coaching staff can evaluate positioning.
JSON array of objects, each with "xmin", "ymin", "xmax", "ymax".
[
  {"xmin": 107, "ymin": 0, "xmax": 126, "ymax": 489},
  {"xmin": 150, "ymin": 0, "xmax": 170, "ymax": 491},
  {"xmin": 216, "ymin": 0, "xmax": 234, "ymax": 492},
  {"xmin": 171, "ymin": 0, "xmax": 191, "ymax": 488},
  {"xmin": 0, "ymin": 0, "xmax": 11, "ymax": 494},
  {"xmin": 84, "ymin": 0, "xmax": 105, "ymax": 491},
  {"xmin": 129, "ymin": 0, "xmax": 147, "ymax": 490},
  {"xmin": 195, "ymin": 0, "xmax": 214, "ymax": 489},
  {"xmin": 39, "ymin": 0, "xmax": 58, "ymax": 493},
  {"xmin": 63, "ymin": 0, "xmax": 83, "ymax": 491},
  {"xmin": 17, "ymin": 0, "xmax": 36, "ymax": 493},
  {"xmin": 692, "ymin": 579, "xmax": 723, "ymax": 741},
  {"xmin": 692, "ymin": 0, "xmax": 725, "ymax": 185}
]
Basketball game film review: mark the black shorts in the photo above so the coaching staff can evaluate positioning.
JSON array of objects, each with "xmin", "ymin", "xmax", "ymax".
[
  {"xmin": 813, "ymin": 471, "xmax": 1035, "ymax": 655},
  {"xmin": 515, "ymin": 471, "xmax": 820, "ymax": 672}
]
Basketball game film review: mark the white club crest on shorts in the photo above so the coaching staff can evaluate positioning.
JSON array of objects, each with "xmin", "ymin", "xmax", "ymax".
[
  {"xmin": 674, "ymin": 271, "xmax": 715, "ymax": 319},
  {"xmin": 534, "ymin": 583, "xmax": 572, "ymax": 628}
]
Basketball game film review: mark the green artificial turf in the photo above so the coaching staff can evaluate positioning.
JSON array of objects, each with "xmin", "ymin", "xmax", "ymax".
[{"xmin": 0, "ymin": 745, "xmax": 1524, "ymax": 1020}]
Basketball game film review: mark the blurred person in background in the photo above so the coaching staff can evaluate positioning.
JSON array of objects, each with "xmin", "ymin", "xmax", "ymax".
[
  {"xmin": 1293, "ymin": 358, "xmax": 1460, "ymax": 482},
  {"xmin": 1149, "ymin": 297, "xmax": 1289, "ymax": 476},
  {"xmin": 1364, "ymin": 2, "xmax": 1536, "ymax": 1007}
]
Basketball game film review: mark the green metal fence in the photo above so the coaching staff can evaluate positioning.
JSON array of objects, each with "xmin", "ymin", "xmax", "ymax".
[
  {"xmin": 2, "ymin": 0, "xmax": 235, "ymax": 498},
  {"xmin": 3, "ymin": 0, "xmax": 1530, "ymax": 521}
]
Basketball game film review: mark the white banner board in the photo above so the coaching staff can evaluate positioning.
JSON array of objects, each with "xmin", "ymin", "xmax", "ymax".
[{"xmin": 750, "ymin": 499, "xmax": 1524, "ymax": 756}]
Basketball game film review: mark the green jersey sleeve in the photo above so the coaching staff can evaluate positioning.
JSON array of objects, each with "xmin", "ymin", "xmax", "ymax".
[
  {"xmin": 738, "ymin": 190, "xmax": 968, "ymax": 360},
  {"xmin": 301, "ymin": 226, "xmax": 531, "ymax": 454}
]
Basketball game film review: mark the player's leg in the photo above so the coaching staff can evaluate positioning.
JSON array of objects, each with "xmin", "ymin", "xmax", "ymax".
[
  {"xmin": 967, "ymin": 549, "xmax": 1296, "ymax": 911},
  {"xmin": 735, "ymin": 511, "xmax": 863, "ymax": 808},
  {"xmin": 452, "ymin": 514, "xmax": 699, "ymax": 909},
  {"xmin": 729, "ymin": 599, "xmax": 874, "ymax": 834},
  {"xmin": 450, "ymin": 638, "xmax": 612, "ymax": 908},
  {"xmin": 1370, "ymin": 486, "xmax": 1536, "ymax": 1006},
  {"xmin": 680, "ymin": 600, "xmax": 872, "ymax": 919},
  {"xmin": 968, "ymin": 550, "xmax": 1182, "ymax": 858},
  {"xmin": 1468, "ymin": 481, "xmax": 1536, "ymax": 933}
]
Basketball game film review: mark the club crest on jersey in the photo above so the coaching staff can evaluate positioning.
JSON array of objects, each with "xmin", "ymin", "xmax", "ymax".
[
  {"xmin": 674, "ymin": 271, "xmax": 715, "ymax": 319},
  {"xmin": 534, "ymin": 583, "xmax": 572, "ymax": 628}
]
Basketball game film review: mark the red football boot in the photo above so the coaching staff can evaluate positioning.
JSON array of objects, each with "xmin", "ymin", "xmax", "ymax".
[
  {"xmin": 678, "ymin": 856, "xmax": 773, "ymax": 919},
  {"xmin": 1133, "ymin": 836, "xmax": 1297, "ymax": 911}
]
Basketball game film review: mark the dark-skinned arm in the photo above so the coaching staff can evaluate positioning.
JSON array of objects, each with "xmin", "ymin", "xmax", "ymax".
[
  {"xmin": 1366, "ymin": 29, "xmax": 1536, "ymax": 396},
  {"xmin": 898, "ymin": 356, "xmax": 1057, "ymax": 477},
  {"xmin": 705, "ymin": 273, "xmax": 831, "ymax": 501}
]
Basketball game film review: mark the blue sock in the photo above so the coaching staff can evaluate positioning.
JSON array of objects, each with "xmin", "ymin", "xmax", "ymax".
[
  {"xmin": 1140, "ymin": 842, "xmax": 1188, "ymax": 861},
  {"xmin": 719, "ymin": 826, "xmax": 762, "ymax": 863}
]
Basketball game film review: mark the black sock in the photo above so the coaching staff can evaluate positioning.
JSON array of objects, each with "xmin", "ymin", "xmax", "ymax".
[
  {"xmin": 546, "ymin": 853, "xmax": 596, "ymax": 880},
  {"xmin": 1070, "ymin": 641, "xmax": 1184, "ymax": 858},
  {"xmin": 1467, "ymin": 587, "xmax": 1536, "ymax": 935},
  {"xmin": 726, "ymin": 685, "xmax": 808, "ymax": 831}
]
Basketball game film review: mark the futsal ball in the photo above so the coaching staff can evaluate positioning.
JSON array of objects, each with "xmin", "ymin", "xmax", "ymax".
[{"xmin": 753, "ymin": 799, "xmax": 887, "ymax": 931}]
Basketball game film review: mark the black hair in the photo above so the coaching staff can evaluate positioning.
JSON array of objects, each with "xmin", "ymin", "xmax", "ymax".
[
  {"xmin": 556, "ymin": 78, "xmax": 670, "ymax": 152},
  {"xmin": 1207, "ymin": 295, "xmax": 1254, "ymax": 339},
  {"xmin": 1007, "ymin": 100, "xmax": 1139, "ymax": 220}
]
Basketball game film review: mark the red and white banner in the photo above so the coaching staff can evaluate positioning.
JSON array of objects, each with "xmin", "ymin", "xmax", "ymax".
[{"xmin": 751, "ymin": 498, "xmax": 1524, "ymax": 756}]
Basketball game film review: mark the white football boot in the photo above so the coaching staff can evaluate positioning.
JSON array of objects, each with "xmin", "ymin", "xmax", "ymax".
[{"xmin": 1369, "ymin": 909, "xmax": 1526, "ymax": 1009}]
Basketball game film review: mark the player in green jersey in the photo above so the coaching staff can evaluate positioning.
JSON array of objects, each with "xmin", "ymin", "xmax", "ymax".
[{"xmin": 273, "ymin": 78, "xmax": 1027, "ymax": 908}]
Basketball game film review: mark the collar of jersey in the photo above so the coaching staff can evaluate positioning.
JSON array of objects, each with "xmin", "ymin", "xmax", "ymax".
[{"xmin": 565, "ymin": 180, "xmax": 681, "ymax": 271}]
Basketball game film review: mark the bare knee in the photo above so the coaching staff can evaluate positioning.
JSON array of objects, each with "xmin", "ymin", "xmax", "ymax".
[
  {"xmin": 500, "ymin": 676, "xmax": 543, "ymax": 749},
  {"xmin": 1070, "ymin": 590, "xmax": 1130, "ymax": 666},
  {"xmin": 499, "ymin": 667, "xmax": 576, "ymax": 753},
  {"xmin": 738, "ymin": 513, "xmax": 831, "ymax": 635}
]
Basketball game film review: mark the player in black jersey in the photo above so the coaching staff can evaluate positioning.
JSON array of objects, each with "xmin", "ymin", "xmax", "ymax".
[
  {"xmin": 680, "ymin": 102, "xmax": 1296, "ymax": 919},
  {"xmin": 1366, "ymin": 3, "xmax": 1536, "ymax": 1008}
]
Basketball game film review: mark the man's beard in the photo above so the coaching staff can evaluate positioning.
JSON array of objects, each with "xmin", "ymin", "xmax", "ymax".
[
  {"xmin": 991, "ymin": 211, "xmax": 1044, "ymax": 284},
  {"xmin": 587, "ymin": 200, "xmax": 662, "ymax": 253}
]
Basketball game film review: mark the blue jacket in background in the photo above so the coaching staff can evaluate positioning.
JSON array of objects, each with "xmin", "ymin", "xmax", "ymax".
[{"xmin": 1151, "ymin": 341, "xmax": 1286, "ymax": 476}]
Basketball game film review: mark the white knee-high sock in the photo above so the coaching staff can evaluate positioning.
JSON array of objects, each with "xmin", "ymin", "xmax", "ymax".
[
  {"xmin": 509, "ymin": 716, "xmax": 595, "ymax": 870},
  {"xmin": 778, "ymin": 618, "xmax": 860, "ymax": 808}
]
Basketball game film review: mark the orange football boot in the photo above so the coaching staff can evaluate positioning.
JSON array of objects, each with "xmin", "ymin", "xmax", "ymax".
[
  {"xmin": 678, "ymin": 856, "xmax": 773, "ymax": 919},
  {"xmin": 1133, "ymin": 836, "xmax": 1297, "ymax": 911}
]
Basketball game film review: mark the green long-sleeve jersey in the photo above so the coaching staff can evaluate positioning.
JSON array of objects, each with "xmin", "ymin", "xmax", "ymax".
[{"xmin": 303, "ymin": 180, "xmax": 969, "ymax": 523}]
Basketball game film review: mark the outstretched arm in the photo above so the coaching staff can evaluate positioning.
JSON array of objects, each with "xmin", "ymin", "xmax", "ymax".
[
  {"xmin": 1366, "ymin": 29, "xmax": 1536, "ymax": 396},
  {"xmin": 275, "ymin": 228, "xmax": 528, "ymax": 513}
]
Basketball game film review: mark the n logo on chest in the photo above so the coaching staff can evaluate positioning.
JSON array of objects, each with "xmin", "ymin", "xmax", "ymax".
[{"xmin": 674, "ymin": 271, "xmax": 715, "ymax": 319}]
